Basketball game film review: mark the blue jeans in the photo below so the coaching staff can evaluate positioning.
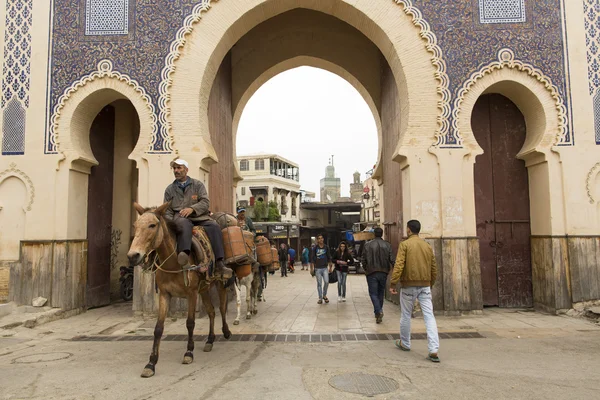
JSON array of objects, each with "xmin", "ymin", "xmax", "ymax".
[
  {"xmin": 400, "ymin": 286, "xmax": 439, "ymax": 354},
  {"xmin": 336, "ymin": 270, "xmax": 347, "ymax": 297},
  {"xmin": 366, "ymin": 272, "xmax": 387, "ymax": 315},
  {"xmin": 315, "ymin": 268, "xmax": 329, "ymax": 299}
]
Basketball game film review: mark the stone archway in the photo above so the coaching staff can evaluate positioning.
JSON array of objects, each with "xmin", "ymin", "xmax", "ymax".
[{"xmin": 164, "ymin": 0, "xmax": 447, "ymax": 169}]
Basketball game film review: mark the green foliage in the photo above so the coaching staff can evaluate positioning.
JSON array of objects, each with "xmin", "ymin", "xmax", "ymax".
[
  {"xmin": 267, "ymin": 200, "xmax": 281, "ymax": 222},
  {"xmin": 253, "ymin": 200, "xmax": 267, "ymax": 221}
]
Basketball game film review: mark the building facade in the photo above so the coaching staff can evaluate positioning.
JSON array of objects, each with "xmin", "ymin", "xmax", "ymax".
[
  {"xmin": 359, "ymin": 176, "xmax": 381, "ymax": 228},
  {"xmin": 235, "ymin": 154, "xmax": 301, "ymax": 222},
  {"xmin": 0, "ymin": 0, "xmax": 598, "ymax": 315}
]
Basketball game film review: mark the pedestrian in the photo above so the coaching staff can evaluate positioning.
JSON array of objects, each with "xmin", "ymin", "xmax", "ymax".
[
  {"xmin": 288, "ymin": 246, "xmax": 296, "ymax": 273},
  {"xmin": 301, "ymin": 245, "xmax": 310, "ymax": 270},
  {"xmin": 361, "ymin": 227, "xmax": 394, "ymax": 324},
  {"xmin": 332, "ymin": 241, "xmax": 353, "ymax": 302},
  {"xmin": 389, "ymin": 220, "xmax": 440, "ymax": 363},
  {"xmin": 310, "ymin": 234, "xmax": 332, "ymax": 304},
  {"xmin": 278, "ymin": 243, "xmax": 289, "ymax": 277}
]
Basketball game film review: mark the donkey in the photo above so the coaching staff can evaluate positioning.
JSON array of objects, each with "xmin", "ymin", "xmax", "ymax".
[
  {"xmin": 127, "ymin": 202, "xmax": 232, "ymax": 378},
  {"xmin": 233, "ymin": 266, "xmax": 262, "ymax": 325}
]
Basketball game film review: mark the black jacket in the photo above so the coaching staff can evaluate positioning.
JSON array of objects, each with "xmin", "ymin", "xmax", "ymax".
[
  {"xmin": 332, "ymin": 251, "xmax": 354, "ymax": 273},
  {"xmin": 361, "ymin": 238, "xmax": 394, "ymax": 276},
  {"xmin": 278, "ymin": 248, "xmax": 288, "ymax": 263}
]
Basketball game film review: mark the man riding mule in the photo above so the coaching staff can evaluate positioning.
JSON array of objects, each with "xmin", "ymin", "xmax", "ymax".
[
  {"xmin": 165, "ymin": 159, "xmax": 233, "ymax": 281},
  {"xmin": 127, "ymin": 201, "xmax": 233, "ymax": 378}
]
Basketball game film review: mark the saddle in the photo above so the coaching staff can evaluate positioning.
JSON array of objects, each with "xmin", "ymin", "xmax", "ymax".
[{"xmin": 190, "ymin": 226, "xmax": 214, "ymax": 278}]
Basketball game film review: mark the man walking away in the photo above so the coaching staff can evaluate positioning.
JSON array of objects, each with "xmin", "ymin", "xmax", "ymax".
[
  {"xmin": 389, "ymin": 220, "xmax": 440, "ymax": 363},
  {"xmin": 310, "ymin": 234, "xmax": 332, "ymax": 304},
  {"xmin": 278, "ymin": 243, "xmax": 289, "ymax": 277},
  {"xmin": 288, "ymin": 246, "xmax": 296, "ymax": 273},
  {"xmin": 361, "ymin": 227, "xmax": 394, "ymax": 323}
]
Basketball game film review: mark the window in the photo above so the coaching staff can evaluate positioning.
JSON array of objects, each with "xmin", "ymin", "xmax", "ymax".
[
  {"xmin": 85, "ymin": 0, "xmax": 130, "ymax": 36},
  {"xmin": 240, "ymin": 159, "xmax": 249, "ymax": 171},
  {"xmin": 291, "ymin": 197, "xmax": 297, "ymax": 216},
  {"xmin": 478, "ymin": 0, "xmax": 526, "ymax": 24},
  {"xmin": 241, "ymin": 187, "xmax": 246, "ymax": 196},
  {"xmin": 255, "ymin": 159, "xmax": 265, "ymax": 170}
]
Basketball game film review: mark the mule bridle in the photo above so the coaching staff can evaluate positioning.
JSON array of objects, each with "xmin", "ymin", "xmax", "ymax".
[
  {"xmin": 140, "ymin": 212, "xmax": 210, "ymax": 276},
  {"xmin": 140, "ymin": 212, "xmax": 177, "ymax": 274}
]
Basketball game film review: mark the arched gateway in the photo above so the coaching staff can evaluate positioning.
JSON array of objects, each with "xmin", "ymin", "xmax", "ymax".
[{"xmin": 1, "ymin": 0, "xmax": 597, "ymax": 315}]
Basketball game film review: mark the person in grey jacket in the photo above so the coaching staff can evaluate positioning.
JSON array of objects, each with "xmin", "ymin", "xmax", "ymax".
[
  {"xmin": 164, "ymin": 159, "xmax": 232, "ymax": 280},
  {"xmin": 361, "ymin": 227, "xmax": 394, "ymax": 323}
]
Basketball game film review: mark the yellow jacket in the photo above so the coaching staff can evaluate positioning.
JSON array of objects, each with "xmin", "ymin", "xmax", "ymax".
[{"xmin": 390, "ymin": 234, "xmax": 437, "ymax": 287}]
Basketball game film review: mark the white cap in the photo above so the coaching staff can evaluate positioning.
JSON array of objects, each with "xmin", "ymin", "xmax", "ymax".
[{"xmin": 170, "ymin": 159, "xmax": 189, "ymax": 168}]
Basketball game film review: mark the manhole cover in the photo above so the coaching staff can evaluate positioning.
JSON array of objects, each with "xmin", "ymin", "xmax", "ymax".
[
  {"xmin": 329, "ymin": 372, "xmax": 399, "ymax": 396},
  {"xmin": 12, "ymin": 352, "xmax": 73, "ymax": 364}
]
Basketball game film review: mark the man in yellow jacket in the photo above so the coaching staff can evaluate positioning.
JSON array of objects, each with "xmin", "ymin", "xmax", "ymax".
[{"xmin": 389, "ymin": 220, "xmax": 440, "ymax": 363}]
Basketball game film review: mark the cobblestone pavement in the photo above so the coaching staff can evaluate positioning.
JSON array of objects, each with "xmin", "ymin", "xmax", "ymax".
[{"xmin": 1, "ymin": 272, "xmax": 599, "ymax": 399}]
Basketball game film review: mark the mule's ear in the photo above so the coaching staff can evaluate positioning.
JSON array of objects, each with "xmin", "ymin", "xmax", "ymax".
[
  {"xmin": 155, "ymin": 201, "xmax": 171, "ymax": 216},
  {"xmin": 133, "ymin": 202, "xmax": 146, "ymax": 216}
]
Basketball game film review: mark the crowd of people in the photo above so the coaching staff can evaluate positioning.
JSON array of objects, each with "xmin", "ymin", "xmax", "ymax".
[{"xmin": 163, "ymin": 158, "xmax": 440, "ymax": 363}]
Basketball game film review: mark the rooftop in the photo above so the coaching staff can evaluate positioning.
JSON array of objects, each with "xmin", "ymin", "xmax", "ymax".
[{"xmin": 237, "ymin": 153, "xmax": 299, "ymax": 168}]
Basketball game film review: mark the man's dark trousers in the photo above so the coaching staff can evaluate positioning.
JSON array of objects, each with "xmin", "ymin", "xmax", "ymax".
[
  {"xmin": 366, "ymin": 271, "xmax": 388, "ymax": 315},
  {"xmin": 173, "ymin": 216, "xmax": 225, "ymax": 260}
]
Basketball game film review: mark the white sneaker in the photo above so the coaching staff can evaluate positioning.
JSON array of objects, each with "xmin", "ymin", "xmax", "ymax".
[
  {"xmin": 338, "ymin": 296, "xmax": 341, "ymax": 302},
  {"xmin": 342, "ymin": 297, "xmax": 346, "ymax": 302}
]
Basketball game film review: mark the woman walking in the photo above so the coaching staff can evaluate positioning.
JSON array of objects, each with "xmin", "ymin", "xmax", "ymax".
[
  {"xmin": 333, "ymin": 241, "xmax": 353, "ymax": 302},
  {"xmin": 301, "ymin": 245, "xmax": 310, "ymax": 270}
]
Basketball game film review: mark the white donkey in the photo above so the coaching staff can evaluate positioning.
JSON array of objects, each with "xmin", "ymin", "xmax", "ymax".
[{"xmin": 233, "ymin": 266, "xmax": 263, "ymax": 325}]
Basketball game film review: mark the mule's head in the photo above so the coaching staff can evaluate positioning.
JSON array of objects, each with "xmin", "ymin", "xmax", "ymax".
[{"xmin": 127, "ymin": 202, "xmax": 170, "ymax": 266}]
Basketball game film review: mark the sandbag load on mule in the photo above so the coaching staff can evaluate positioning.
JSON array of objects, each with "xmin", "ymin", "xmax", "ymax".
[
  {"xmin": 268, "ymin": 247, "xmax": 280, "ymax": 272},
  {"xmin": 212, "ymin": 212, "xmax": 238, "ymax": 230},
  {"xmin": 256, "ymin": 236, "xmax": 272, "ymax": 266},
  {"xmin": 233, "ymin": 232, "xmax": 256, "ymax": 278},
  {"xmin": 223, "ymin": 226, "xmax": 252, "ymax": 265},
  {"xmin": 235, "ymin": 264, "xmax": 252, "ymax": 279}
]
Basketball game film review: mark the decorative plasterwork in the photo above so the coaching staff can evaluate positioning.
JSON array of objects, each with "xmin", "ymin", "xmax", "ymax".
[
  {"xmin": 156, "ymin": 0, "xmax": 453, "ymax": 149},
  {"xmin": 393, "ymin": 1, "xmax": 452, "ymax": 147},
  {"xmin": 452, "ymin": 48, "xmax": 570, "ymax": 146},
  {"xmin": 586, "ymin": 162, "xmax": 600, "ymax": 204},
  {"xmin": 0, "ymin": 162, "xmax": 35, "ymax": 211},
  {"xmin": 157, "ymin": 0, "xmax": 214, "ymax": 154},
  {"xmin": 49, "ymin": 60, "xmax": 157, "ymax": 153}
]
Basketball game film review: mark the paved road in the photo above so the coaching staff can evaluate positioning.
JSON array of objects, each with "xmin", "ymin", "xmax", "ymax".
[{"xmin": 1, "ymin": 272, "xmax": 600, "ymax": 399}]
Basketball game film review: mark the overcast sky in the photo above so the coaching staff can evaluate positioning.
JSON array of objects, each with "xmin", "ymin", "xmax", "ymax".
[{"xmin": 236, "ymin": 67, "xmax": 378, "ymax": 198}]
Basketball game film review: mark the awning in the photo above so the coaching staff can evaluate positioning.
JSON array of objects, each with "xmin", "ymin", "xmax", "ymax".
[
  {"xmin": 254, "ymin": 224, "xmax": 267, "ymax": 234},
  {"xmin": 288, "ymin": 224, "xmax": 299, "ymax": 238},
  {"xmin": 268, "ymin": 224, "xmax": 288, "ymax": 239}
]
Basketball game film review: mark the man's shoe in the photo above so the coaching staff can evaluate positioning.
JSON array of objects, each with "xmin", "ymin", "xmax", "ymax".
[
  {"xmin": 394, "ymin": 340, "xmax": 410, "ymax": 351},
  {"xmin": 317, "ymin": 299, "xmax": 323, "ymax": 304},
  {"xmin": 376, "ymin": 313, "xmax": 383, "ymax": 324},
  {"xmin": 342, "ymin": 297, "xmax": 346, "ymax": 302},
  {"xmin": 214, "ymin": 260, "xmax": 233, "ymax": 280},
  {"xmin": 177, "ymin": 251, "xmax": 190, "ymax": 266},
  {"xmin": 427, "ymin": 353, "xmax": 440, "ymax": 363}
]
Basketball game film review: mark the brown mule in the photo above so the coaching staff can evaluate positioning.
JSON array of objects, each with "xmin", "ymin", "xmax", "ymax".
[{"xmin": 127, "ymin": 202, "xmax": 232, "ymax": 378}]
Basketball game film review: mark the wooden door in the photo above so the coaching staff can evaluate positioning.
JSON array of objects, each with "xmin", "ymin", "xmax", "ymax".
[
  {"xmin": 473, "ymin": 94, "xmax": 533, "ymax": 308},
  {"xmin": 86, "ymin": 106, "xmax": 115, "ymax": 308}
]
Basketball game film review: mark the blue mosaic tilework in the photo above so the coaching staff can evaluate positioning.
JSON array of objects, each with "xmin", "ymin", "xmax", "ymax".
[
  {"xmin": 2, "ymin": 0, "xmax": 32, "ymax": 156},
  {"xmin": 47, "ymin": 0, "xmax": 570, "ymax": 152}
]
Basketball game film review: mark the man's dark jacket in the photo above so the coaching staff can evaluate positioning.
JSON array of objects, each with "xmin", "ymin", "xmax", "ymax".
[{"xmin": 361, "ymin": 237, "xmax": 394, "ymax": 275}]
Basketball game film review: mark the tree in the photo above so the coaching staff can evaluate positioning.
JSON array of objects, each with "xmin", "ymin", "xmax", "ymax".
[
  {"xmin": 267, "ymin": 200, "xmax": 281, "ymax": 221},
  {"xmin": 253, "ymin": 200, "xmax": 267, "ymax": 221}
]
